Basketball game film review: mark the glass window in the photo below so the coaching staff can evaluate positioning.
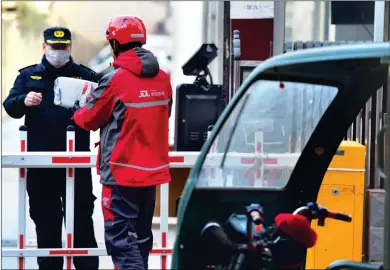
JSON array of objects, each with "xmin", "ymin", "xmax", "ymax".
[{"xmin": 196, "ymin": 79, "xmax": 338, "ymax": 189}]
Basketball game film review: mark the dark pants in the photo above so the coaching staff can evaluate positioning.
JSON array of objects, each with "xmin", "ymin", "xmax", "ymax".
[
  {"xmin": 26, "ymin": 168, "xmax": 99, "ymax": 270},
  {"xmin": 101, "ymin": 185, "xmax": 156, "ymax": 270}
]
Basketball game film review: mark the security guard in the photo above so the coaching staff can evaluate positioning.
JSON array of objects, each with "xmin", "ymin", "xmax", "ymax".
[{"xmin": 3, "ymin": 26, "xmax": 101, "ymax": 270}]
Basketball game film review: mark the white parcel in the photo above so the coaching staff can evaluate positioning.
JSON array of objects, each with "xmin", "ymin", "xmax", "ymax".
[{"xmin": 53, "ymin": 77, "xmax": 98, "ymax": 109}]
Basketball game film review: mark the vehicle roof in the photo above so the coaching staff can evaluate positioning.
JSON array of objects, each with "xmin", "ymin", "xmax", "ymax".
[{"xmin": 244, "ymin": 42, "xmax": 390, "ymax": 88}]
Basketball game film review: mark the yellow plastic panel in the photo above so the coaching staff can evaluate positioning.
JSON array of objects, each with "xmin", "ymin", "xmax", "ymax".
[{"xmin": 306, "ymin": 141, "xmax": 365, "ymax": 268}]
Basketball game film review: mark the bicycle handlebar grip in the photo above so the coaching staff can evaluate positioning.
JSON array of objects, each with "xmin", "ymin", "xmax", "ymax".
[{"xmin": 327, "ymin": 210, "xmax": 352, "ymax": 222}]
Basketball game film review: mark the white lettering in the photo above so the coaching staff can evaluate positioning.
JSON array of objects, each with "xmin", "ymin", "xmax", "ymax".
[
  {"xmin": 150, "ymin": 90, "xmax": 165, "ymax": 97},
  {"xmin": 139, "ymin": 90, "xmax": 165, "ymax": 98},
  {"xmin": 139, "ymin": 90, "xmax": 150, "ymax": 98}
]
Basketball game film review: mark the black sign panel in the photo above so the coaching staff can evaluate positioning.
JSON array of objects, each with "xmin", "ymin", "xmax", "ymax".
[
  {"xmin": 174, "ymin": 84, "xmax": 225, "ymax": 151},
  {"xmin": 331, "ymin": 1, "xmax": 374, "ymax": 25}
]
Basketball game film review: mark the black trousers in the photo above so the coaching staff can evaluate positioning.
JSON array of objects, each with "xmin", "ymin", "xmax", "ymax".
[
  {"xmin": 102, "ymin": 185, "xmax": 156, "ymax": 270},
  {"xmin": 26, "ymin": 168, "xmax": 99, "ymax": 270}
]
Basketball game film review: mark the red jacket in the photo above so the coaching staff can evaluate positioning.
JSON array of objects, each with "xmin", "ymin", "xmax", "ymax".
[{"xmin": 73, "ymin": 48, "xmax": 172, "ymax": 187}]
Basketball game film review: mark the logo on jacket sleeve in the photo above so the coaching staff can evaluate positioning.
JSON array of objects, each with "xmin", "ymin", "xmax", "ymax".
[
  {"xmin": 139, "ymin": 90, "xmax": 150, "ymax": 98},
  {"xmin": 139, "ymin": 89, "xmax": 165, "ymax": 98}
]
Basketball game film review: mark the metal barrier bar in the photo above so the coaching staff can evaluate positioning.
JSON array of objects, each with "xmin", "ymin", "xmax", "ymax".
[
  {"xmin": 65, "ymin": 126, "xmax": 75, "ymax": 270},
  {"xmin": 2, "ymin": 126, "xmax": 173, "ymax": 270},
  {"xmin": 18, "ymin": 125, "xmax": 27, "ymax": 270},
  {"xmin": 2, "ymin": 152, "xmax": 200, "ymax": 168},
  {"xmin": 2, "ymin": 152, "xmax": 300, "ymax": 169},
  {"xmin": 2, "ymin": 248, "xmax": 172, "ymax": 257}
]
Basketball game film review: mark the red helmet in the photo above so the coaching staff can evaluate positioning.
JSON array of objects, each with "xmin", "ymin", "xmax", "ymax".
[{"xmin": 105, "ymin": 15, "xmax": 146, "ymax": 45}]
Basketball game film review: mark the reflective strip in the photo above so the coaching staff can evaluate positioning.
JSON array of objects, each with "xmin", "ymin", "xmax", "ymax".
[
  {"xmin": 327, "ymin": 168, "xmax": 365, "ymax": 172},
  {"xmin": 110, "ymin": 161, "xmax": 170, "ymax": 171},
  {"xmin": 131, "ymin": 33, "xmax": 145, "ymax": 38},
  {"xmin": 128, "ymin": 232, "xmax": 150, "ymax": 244},
  {"xmin": 125, "ymin": 99, "xmax": 169, "ymax": 108},
  {"xmin": 135, "ymin": 237, "xmax": 150, "ymax": 244},
  {"xmin": 46, "ymin": 40, "xmax": 71, "ymax": 44},
  {"xmin": 129, "ymin": 232, "xmax": 137, "ymax": 238}
]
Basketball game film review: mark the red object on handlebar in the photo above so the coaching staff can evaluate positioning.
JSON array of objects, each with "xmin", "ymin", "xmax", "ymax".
[
  {"xmin": 275, "ymin": 214, "xmax": 317, "ymax": 248},
  {"xmin": 327, "ymin": 210, "xmax": 352, "ymax": 222}
]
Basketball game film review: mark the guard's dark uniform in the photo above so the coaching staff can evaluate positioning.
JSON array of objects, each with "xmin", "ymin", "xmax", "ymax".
[{"xmin": 3, "ymin": 27, "xmax": 102, "ymax": 270}]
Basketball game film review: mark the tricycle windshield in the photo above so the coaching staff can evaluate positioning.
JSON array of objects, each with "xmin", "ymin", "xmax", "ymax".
[{"xmin": 196, "ymin": 79, "xmax": 338, "ymax": 189}]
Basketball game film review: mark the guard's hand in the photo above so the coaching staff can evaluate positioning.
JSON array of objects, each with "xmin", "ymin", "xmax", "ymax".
[{"xmin": 24, "ymin": 91, "xmax": 42, "ymax": 106}]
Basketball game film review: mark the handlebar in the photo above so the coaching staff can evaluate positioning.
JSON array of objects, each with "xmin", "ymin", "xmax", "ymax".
[
  {"xmin": 199, "ymin": 202, "xmax": 352, "ymax": 270},
  {"xmin": 293, "ymin": 203, "xmax": 352, "ymax": 225},
  {"xmin": 327, "ymin": 210, "xmax": 352, "ymax": 222}
]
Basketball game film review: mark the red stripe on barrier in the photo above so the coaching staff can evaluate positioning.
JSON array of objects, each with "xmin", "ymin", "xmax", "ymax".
[
  {"xmin": 169, "ymin": 156, "xmax": 184, "ymax": 163},
  {"xmin": 265, "ymin": 158, "xmax": 278, "ymax": 164},
  {"xmin": 257, "ymin": 142, "xmax": 262, "ymax": 153},
  {"xmin": 162, "ymin": 232, "xmax": 167, "ymax": 247},
  {"xmin": 66, "ymin": 234, "xmax": 73, "ymax": 270},
  {"xmin": 18, "ymin": 234, "xmax": 24, "ymax": 270},
  {"xmin": 20, "ymin": 140, "xmax": 26, "ymax": 152},
  {"xmin": 19, "ymin": 234, "xmax": 24, "ymax": 249},
  {"xmin": 161, "ymin": 232, "xmax": 167, "ymax": 270},
  {"xmin": 52, "ymin": 157, "xmax": 91, "ymax": 163},
  {"xmin": 67, "ymin": 233, "xmax": 72, "ymax": 248},
  {"xmin": 18, "ymin": 257, "xmax": 24, "ymax": 270},
  {"xmin": 49, "ymin": 249, "xmax": 89, "ymax": 255},
  {"xmin": 68, "ymin": 140, "xmax": 74, "ymax": 152},
  {"xmin": 68, "ymin": 168, "xmax": 74, "ymax": 178},
  {"xmin": 20, "ymin": 168, "xmax": 26, "ymax": 179},
  {"xmin": 150, "ymin": 248, "xmax": 172, "ymax": 254},
  {"xmin": 240, "ymin": 158, "xmax": 278, "ymax": 165}
]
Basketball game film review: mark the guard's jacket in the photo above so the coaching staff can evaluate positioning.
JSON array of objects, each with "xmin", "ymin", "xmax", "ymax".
[
  {"xmin": 73, "ymin": 47, "xmax": 172, "ymax": 187},
  {"xmin": 3, "ymin": 56, "xmax": 102, "ymax": 151}
]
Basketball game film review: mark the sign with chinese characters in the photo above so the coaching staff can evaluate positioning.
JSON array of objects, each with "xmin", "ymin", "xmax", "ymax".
[{"xmin": 230, "ymin": 1, "xmax": 274, "ymax": 19}]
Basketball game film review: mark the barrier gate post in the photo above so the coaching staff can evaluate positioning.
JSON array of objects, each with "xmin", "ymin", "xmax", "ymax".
[
  {"xmin": 65, "ymin": 125, "xmax": 76, "ymax": 270},
  {"xmin": 18, "ymin": 125, "xmax": 27, "ymax": 270},
  {"xmin": 160, "ymin": 183, "xmax": 169, "ymax": 270},
  {"xmin": 254, "ymin": 130, "xmax": 265, "ymax": 187}
]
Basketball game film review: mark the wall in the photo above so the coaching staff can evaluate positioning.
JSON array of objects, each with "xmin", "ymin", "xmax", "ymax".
[
  {"xmin": 1, "ymin": 20, "xmax": 44, "ymax": 119},
  {"xmin": 1, "ymin": 1, "xmax": 168, "ymax": 119},
  {"xmin": 47, "ymin": 1, "xmax": 169, "ymax": 43}
]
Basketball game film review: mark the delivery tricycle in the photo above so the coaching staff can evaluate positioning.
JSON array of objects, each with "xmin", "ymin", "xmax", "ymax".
[{"xmin": 171, "ymin": 42, "xmax": 390, "ymax": 269}]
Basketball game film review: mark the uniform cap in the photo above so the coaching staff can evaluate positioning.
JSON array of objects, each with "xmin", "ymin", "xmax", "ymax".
[{"xmin": 44, "ymin": 26, "xmax": 71, "ymax": 45}]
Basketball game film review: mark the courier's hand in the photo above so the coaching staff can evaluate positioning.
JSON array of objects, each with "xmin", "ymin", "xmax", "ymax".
[
  {"xmin": 70, "ymin": 100, "xmax": 81, "ymax": 113},
  {"xmin": 24, "ymin": 91, "xmax": 42, "ymax": 106}
]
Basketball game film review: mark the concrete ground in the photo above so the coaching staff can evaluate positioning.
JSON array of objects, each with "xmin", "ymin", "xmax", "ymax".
[{"xmin": 1, "ymin": 117, "xmax": 175, "ymax": 269}]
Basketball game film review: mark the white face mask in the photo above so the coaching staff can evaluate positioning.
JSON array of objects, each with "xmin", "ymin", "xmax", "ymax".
[{"xmin": 46, "ymin": 50, "xmax": 70, "ymax": 68}]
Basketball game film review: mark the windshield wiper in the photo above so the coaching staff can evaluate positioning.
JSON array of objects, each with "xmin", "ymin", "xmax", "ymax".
[{"xmin": 220, "ymin": 93, "xmax": 250, "ymax": 169}]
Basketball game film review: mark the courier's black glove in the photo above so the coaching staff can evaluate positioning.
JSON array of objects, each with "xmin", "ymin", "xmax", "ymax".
[{"xmin": 70, "ymin": 100, "xmax": 81, "ymax": 113}]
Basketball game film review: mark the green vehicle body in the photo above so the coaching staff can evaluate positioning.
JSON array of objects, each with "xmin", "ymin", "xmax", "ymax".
[{"xmin": 172, "ymin": 42, "xmax": 390, "ymax": 269}]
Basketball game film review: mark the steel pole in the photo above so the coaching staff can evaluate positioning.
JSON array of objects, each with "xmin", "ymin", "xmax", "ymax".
[
  {"xmin": 377, "ymin": 0, "xmax": 390, "ymax": 267},
  {"xmin": 273, "ymin": 1, "xmax": 285, "ymax": 56}
]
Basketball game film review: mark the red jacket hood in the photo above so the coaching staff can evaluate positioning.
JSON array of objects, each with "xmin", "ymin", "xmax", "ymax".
[{"xmin": 113, "ymin": 47, "xmax": 160, "ymax": 78}]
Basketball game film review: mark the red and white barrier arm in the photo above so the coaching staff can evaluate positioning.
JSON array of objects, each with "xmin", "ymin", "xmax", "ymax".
[
  {"xmin": 2, "ymin": 152, "xmax": 300, "ymax": 169},
  {"xmin": 1, "ymin": 151, "xmax": 200, "ymax": 168},
  {"xmin": 2, "ymin": 248, "xmax": 172, "ymax": 258}
]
